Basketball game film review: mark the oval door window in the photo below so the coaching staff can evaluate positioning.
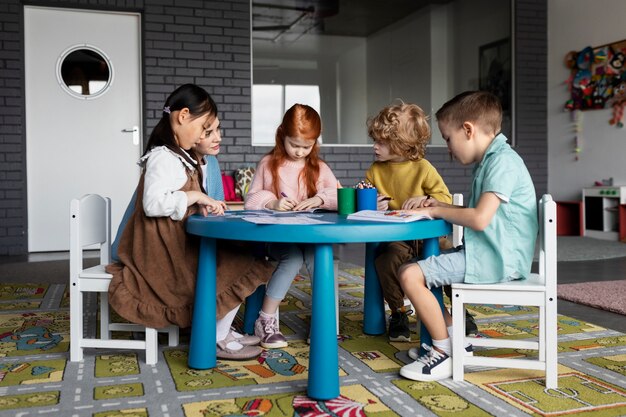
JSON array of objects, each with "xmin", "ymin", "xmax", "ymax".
[{"xmin": 57, "ymin": 46, "xmax": 112, "ymax": 99}]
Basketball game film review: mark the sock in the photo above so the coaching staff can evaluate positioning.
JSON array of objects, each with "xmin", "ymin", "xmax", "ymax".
[
  {"xmin": 432, "ymin": 338, "xmax": 452, "ymax": 356},
  {"xmin": 216, "ymin": 304, "xmax": 240, "ymax": 342},
  {"xmin": 259, "ymin": 310, "xmax": 274, "ymax": 320},
  {"xmin": 447, "ymin": 325, "xmax": 472, "ymax": 351}
]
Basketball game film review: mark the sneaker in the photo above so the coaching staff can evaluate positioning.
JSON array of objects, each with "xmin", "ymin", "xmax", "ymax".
[
  {"xmin": 388, "ymin": 309, "xmax": 412, "ymax": 342},
  {"xmin": 216, "ymin": 332, "xmax": 262, "ymax": 360},
  {"xmin": 465, "ymin": 310, "xmax": 478, "ymax": 335},
  {"xmin": 408, "ymin": 343, "xmax": 473, "ymax": 360},
  {"xmin": 400, "ymin": 344, "xmax": 452, "ymax": 381},
  {"xmin": 229, "ymin": 328, "xmax": 261, "ymax": 346},
  {"xmin": 254, "ymin": 315, "xmax": 288, "ymax": 349}
]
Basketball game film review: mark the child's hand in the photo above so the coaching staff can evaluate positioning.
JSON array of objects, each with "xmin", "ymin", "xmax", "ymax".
[
  {"xmin": 376, "ymin": 195, "xmax": 391, "ymax": 210},
  {"xmin": 187, "ymin": 191, "xmax": 226, "ymax": 216},
  {"xmin": 199, "ymin": 197, "xmax": 226, "ymax": 216},
  {"xmin": 421, "ymin": 196, "xmax": 440, "ymax": 208},
  {"xmin": 267, "ymin": 197, "xmax": 296, "ymax": 211},
  {"xmin": 293, "ymin": 196, "xmax": 323, "ymax": 211},
  {"xmin": 402, "ymin": 195, "xmax": 430, "ymax": 209}
]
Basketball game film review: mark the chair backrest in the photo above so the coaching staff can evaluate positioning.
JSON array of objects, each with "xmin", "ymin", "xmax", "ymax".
[
  {"xmin": 452, "ymin": 193, "xmax": 464, "ymax": 247},
  {"xmin": 537, "ymin": 194, "xmax": 557, "ymax": 292},
  {"xmin": 69, "ymin": 194, "xmax": 111, "ymax": 274}
]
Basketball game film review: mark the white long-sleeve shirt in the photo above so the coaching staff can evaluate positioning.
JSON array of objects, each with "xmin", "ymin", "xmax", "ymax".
[{"xmin": 140, "ymin": 146, "xmax": 198, "ymax": 221}]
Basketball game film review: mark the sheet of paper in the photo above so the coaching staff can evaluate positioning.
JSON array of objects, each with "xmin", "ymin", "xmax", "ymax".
[
  {"xmin": 241, "ymin": 215, "xmax": 332, "ymax": 225},
  {"xmin": 261, "ymin": 208, "xmax": 332, "ymax": 215}
]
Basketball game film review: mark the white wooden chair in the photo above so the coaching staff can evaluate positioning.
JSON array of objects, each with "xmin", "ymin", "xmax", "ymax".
[
  {"xmin": 451, "ymin": 194, "xmax": 557, "ymax": 388},
  {"xmin": 69, "ymin": 194, "xmax": 178, "ymax": 365}
]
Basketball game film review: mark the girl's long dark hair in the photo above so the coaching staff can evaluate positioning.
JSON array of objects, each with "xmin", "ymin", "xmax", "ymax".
[{"xmin": 144, "ymin": 84, "xmax": 218, "ymax": 188}]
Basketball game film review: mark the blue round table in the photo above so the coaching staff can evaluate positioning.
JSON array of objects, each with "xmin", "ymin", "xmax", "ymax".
[{"xmin": 186, "ymin": 211, "xmax": 451, "ymax": 400}]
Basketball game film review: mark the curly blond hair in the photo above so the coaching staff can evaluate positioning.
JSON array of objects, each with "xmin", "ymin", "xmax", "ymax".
[{"xmin": 367, "ymin": 101, "xmax": 430, "ymax": 161}]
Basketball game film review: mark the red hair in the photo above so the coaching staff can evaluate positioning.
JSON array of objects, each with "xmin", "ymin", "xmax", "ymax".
[{"xmin": 268, "ymin": 104, "xmax": 322, "ymax": 198}]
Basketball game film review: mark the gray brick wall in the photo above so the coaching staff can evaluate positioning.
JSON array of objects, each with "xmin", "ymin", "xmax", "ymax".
[
  {"xmin": 0, "ymin": 0, "xmax": 548, "ymax": 255},
  {"xmin": 1, "ymin": 0, "xmax": 25, "ymax": 256},
  {"xmin": 514, "ymin": 0, "xmax": 548, "ymax": 198}
]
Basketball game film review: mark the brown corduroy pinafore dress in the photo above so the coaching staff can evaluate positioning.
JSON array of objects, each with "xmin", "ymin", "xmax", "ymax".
[{"xmin": 106, "ymin": 167, "xmax": 273, "ymax": 329}]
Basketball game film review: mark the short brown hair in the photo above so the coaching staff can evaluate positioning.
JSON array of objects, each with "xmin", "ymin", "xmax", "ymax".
[
  {"xmin": 367, "ymin": 102, "xmax": 430, "ymax": 161},
  {"xmin": 435, "ymin": 91, "xmax": 502, "ymax": 136}
]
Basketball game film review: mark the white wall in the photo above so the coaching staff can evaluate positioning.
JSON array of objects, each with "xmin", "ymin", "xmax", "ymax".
[
  {"xmin": 337, "ymin": 42, "xmax": 367, "ymax": 144},
  {"xmin": 366, "ymin": 9, "xmax": 432, "ymax": 117},
  {"xmin": 367, "ymin": 0, "xmax": 510, "ymax": 145},
  {"xmin": 548, "ymin": 0, "xmax": 626, "ymax": 200},
  {"xmin": 452, "ymin": 0, "xmax": 511, "ymax": 142}
]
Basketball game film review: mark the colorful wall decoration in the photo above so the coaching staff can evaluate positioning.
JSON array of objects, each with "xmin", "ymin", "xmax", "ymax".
[{"xmin": 564, "ymin": 39, "xmax": 626, "ymax": 128}]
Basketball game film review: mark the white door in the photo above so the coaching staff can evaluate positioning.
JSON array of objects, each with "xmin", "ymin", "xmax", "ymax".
[{"xmin": 25, "ymin": 6, "xmax": 142, "ymax": 252}]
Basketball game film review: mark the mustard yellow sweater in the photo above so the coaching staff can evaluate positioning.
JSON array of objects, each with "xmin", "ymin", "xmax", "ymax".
[{"xmin": 365, "ymin": 159, "xmax": 451, "ymax": 210}]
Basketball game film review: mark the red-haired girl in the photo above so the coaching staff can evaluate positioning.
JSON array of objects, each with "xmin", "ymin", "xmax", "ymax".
[{"xmin": 245, "ymin": 103, "xmax": 338, "ymax": 348}]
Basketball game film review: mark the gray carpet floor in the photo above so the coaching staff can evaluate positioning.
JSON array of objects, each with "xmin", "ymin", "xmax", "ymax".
[{"xmin": 553, "ymin": 236, "xmax": 626, "ymax": 261}]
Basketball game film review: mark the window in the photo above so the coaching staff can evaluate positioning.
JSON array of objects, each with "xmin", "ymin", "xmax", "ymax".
[
  {"xmin": 57, "ymin": 46, "xmax": 112, "ymax": 99},
  {"xmin": 252, "ymin": 84, "xmax": 321, "ymax": 145}
]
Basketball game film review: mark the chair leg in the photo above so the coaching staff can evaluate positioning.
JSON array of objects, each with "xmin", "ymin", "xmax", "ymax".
[
  {"xmin": 545, "ymin": 299, "xmax": 558, "ymax": 389},
  {"xmin": 538, "ymin": 305, "xmax": 545, "ymax": 362},
  {"xmin": 100, "ymin": 292, "xmax": 111, "ymax": 340},
  {"xmin": 70, "ymin": 286, "xmax": 83, "ymax": 362},
  {"xmin": 451, "ymin": 290, "xmax": 465, "ymax": 382},
  {"xmin": 145, "ymin": 327, "xmax": 158, "ymax": 365},
  {"xmin": 167, "ymin": 325, "xmax": 179, "ymax": 347}
]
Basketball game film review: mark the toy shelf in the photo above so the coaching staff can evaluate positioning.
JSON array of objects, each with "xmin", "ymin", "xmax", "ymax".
[{"xmin": 583, "ymin": 186, "xmax": 626, "ymax": 241}]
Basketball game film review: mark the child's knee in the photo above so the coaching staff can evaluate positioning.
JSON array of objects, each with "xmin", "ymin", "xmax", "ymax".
[{"xmin": 397, "ymin": 263, "xmax": 420, "ymax": 287}]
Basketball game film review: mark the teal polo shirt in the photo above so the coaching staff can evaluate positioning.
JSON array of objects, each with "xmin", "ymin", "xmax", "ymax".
[{"xmin": 464, "ymin": 134, "xmax": 538, "ymax": 284}]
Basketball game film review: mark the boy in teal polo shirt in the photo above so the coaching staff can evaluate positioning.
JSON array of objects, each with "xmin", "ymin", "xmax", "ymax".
[{"xmin": 396, "ymin": 90, "xmax": 538, "ymax": 381}]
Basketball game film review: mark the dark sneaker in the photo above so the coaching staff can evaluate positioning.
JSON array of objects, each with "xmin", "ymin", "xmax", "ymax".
[
  {"xmin": 465, "ymin": 310, "xmax": 478, "ymax": 335},
  {"xmin": 254, "ymin": 316, "xmax": 288, "ymax": 349},
  {"xmin": 400, "ymin": 344, "xmax": 452, "ymax": 381},
  {"xmin": 408, "ymin": 343, "xmax": 473, "ymax": 360},
  {"xmin": 388, "ymin": 309, "xmax": 412, "ymax": 342}
]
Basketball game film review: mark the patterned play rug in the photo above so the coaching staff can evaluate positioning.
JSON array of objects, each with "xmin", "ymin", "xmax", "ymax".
[{"xmin": 0, "ymin": 265, "xmax": 625, "ymax": 417}]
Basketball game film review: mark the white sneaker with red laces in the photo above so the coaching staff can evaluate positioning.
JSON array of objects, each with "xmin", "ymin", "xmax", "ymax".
[{"xmin": 400, "ymin": 344, "xmax": 452, "ymax": 381}]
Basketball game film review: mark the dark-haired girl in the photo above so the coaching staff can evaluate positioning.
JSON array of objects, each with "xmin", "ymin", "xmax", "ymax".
[{"xmin": 107, "ymin": 84, "xmax": 273, "ymax": 360}]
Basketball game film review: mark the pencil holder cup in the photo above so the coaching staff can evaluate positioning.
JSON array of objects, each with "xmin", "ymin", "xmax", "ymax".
[
  {"xmin": 337, "ymin": 188, "xmax": 357, "ymax": 215},
  {"xmin": 356, "ymin": 187, "xmax": 377, "ymax": 211}
]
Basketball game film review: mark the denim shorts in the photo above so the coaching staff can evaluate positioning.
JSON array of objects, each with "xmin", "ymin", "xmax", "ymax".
[{"xmin": 416, "ymin": 246, "xmax": 466, "ymax": 289}]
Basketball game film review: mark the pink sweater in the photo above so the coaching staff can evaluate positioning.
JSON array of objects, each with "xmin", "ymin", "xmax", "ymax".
[{"xmin": 245, "ymin": 155, "xmax": 338, "ymax": 210}]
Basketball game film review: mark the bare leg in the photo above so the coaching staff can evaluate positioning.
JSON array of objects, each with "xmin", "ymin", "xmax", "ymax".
[{"xmin": 397, "ymin": 263, "xmax": 449, "ymax": 340}]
